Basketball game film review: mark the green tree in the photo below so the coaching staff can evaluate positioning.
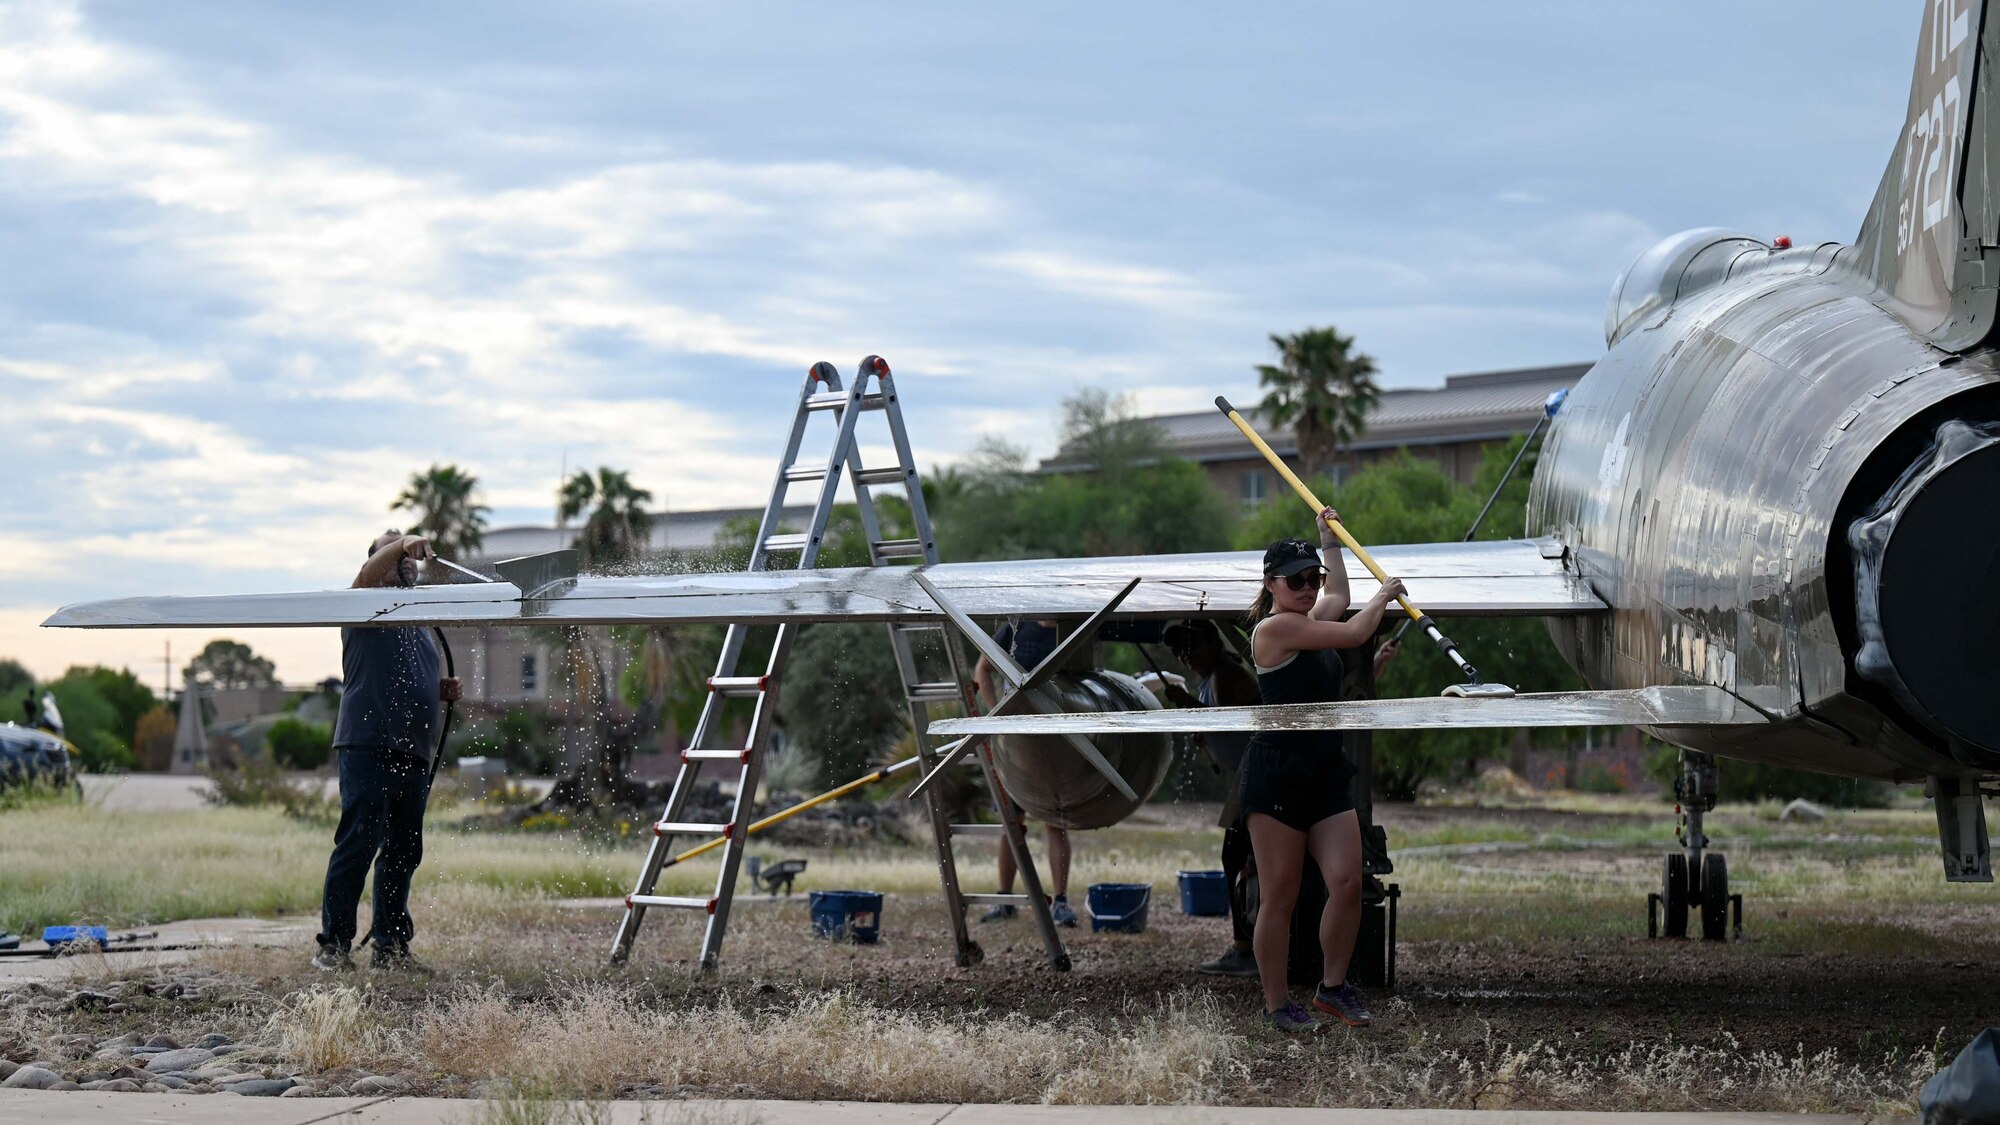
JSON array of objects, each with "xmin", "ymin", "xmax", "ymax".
[
  {"xmin": 1256, "ymin": 326, "xmax": 1382, "ymax": 478},
  {"xmin": 185, "ymin": 640, "xmax": 278, "ymax": 691},
  {"xmin": 932, "ymin": 393, "xmax": 1236, "ymax": 561},
  {"xmin": 393, "ymin": 463, "xmax": 490, "ymax": 564},
  {"xmin": 69, "ymin": 665, "xmax": 156, "ymax": 749},
  {"xmin": 780, "ymin": 623, "xmax": 908, "ymax": 788},
  {"xmin": 559, "ymin": 466, "xmax": 656, "ymax": 568},
  {"xmin": 0, "ymin": 659, "xmax": 33, "ymax": 726},
  {"xmin": 266, "ymin": 717, "xmax": 333, "ymax": 770},
  {"xmin": 44, "ymin": 673, "xmax": 132, "ymax": 771}
]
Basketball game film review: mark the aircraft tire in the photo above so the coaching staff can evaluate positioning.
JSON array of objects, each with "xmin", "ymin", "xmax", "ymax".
[
  {"xmin": 1700, "ymin": 854, "xmax": 1729, "ymax": 942},
  {"xmin": 1661, "ymin": 853, "xmax": 1690, "ymax": 939}
]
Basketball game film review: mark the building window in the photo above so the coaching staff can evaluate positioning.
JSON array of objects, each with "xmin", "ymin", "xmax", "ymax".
[
  {"xmin": 1241, "ymin": 470, "xmax": 1267, "ymax": 510},
  {"xmin": 521, "ymin": 653, "xmax": 538, "ymax": 693}
]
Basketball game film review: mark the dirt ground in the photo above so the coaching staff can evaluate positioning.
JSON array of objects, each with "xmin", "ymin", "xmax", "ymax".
[{"xmin": 3, "ymin": 794, "xmax": 1985, "ymax": 1109}]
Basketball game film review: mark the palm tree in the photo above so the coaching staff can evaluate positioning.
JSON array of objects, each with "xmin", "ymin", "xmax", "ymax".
[
  {"xmin": 392, "ymin": 464, "xmax": 490, "ymax": 564},
  {"xmin": 1255, "ymin": 327, "xmax": 1382, "ymax": 478},
  {"xmin": 558, "ymin": 466, "xmax": 656, "ymax": 567}
]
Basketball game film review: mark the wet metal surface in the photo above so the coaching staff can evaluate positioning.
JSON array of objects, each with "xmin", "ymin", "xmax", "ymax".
[
  {"xmin": 44, "ymin": 539, "xmax": 1603, "ymax": 630},
  {"xmin": 931, "ymin": 686, "xmax": 1766, "ymax": 736}
]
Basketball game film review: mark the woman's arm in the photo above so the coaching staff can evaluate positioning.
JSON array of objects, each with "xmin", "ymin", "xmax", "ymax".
[
  {"xmin": 1309, "ymin": 507, "xmax": 1350, "ymax": 621},
  {"xmin": 1261, "ymin": 578, "xmax": 1408, "ymax": 653}
]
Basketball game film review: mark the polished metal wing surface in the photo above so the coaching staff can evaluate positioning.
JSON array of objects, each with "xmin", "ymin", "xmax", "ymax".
[
  {"xmin": 43, "ymin": 539, "xmax": 1602, "ymax": 630},
  {"xmin": 928, "ymin": 686, "xmax": 1766, "ymax": 736}
]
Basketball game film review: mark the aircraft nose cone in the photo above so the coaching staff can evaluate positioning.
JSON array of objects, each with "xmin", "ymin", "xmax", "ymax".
[{"xmin": 1855, "ymin": 422, "xmax": 2000, "ymax": 754}]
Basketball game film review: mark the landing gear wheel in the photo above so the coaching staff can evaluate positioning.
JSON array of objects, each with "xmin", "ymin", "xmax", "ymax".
[
  {"xmin": 958, "ymin": 940, "xmax": 984, "ymax": 968},
  {"xmin": 1661, "ymin": 853, "xmax": 1690, "ymax": 939},
  {"xmin": 1700, "ymin": 854, "xmax": 1729, "ymax": 942}
]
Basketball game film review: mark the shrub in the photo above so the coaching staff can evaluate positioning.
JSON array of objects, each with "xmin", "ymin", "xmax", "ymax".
[{"xmin": 267, "ymin": 718, "xmax": 333, "ymax": 770}]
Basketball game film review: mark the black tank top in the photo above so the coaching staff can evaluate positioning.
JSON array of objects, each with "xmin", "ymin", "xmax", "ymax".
[{"xmin": 1246, "ymin": 617, "xmax": 1344, "ymax": 754}]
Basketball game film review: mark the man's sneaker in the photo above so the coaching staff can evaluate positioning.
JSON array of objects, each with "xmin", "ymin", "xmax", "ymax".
[
  {"xmin": 1265, "ymin": 1001, "xmax": 1322, "ymax": 1036},
  {"xmin": 1312, "ymin": 981, "xmax": 1372, "ymax": 1027},
  {"xmin": 1050, "ymin": 898, "xmax": 1079, "ymax": 928},
  {"xmin": 370, "ymin": 944, "xmax": 434, "ymax": 976},
  {"xmin": 1197, "ymin": 946, "xmax": 1258, "ymax": 976},
  {"xmin": 311, "ymin": 945, "xmax": 354, "ymax": 972},
  {"xmin": 978, "ymin": 904, "xmax": 1017, "ymax": 923}
]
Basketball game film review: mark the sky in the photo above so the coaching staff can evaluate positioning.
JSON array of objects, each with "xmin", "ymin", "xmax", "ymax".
[{"xmin": 1, "ymin": 0, "xmax": 1923, "ymax": 687}]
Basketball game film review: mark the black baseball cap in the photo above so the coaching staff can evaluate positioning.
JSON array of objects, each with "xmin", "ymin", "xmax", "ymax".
[{"xmin": 1262, "ymin": 538, "xmax": 1322, "ymax": 577}]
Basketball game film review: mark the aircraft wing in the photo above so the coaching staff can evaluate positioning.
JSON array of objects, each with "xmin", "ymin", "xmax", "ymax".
[
  {"xmin": 43, "ymin": 538, "xmax": 1602, "ymax": 630},
  {"xmin": 929, "ymin": 686, "xmax": 1767, "ymax": 735}
]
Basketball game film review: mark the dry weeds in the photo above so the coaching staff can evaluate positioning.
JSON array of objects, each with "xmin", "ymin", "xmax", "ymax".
[
  {"xmin": 267, "ymin": 984, "xmax": 385, "ymax": 1070},
  {"xmin": 410, "ymin": 983, "xmax": 1241, "ymax": 1103}
]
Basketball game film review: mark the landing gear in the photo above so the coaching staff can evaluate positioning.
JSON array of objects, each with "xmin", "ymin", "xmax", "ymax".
[{"xmin": 1647, "ymin": 751, "xmax": 1742, "ymax": 941}]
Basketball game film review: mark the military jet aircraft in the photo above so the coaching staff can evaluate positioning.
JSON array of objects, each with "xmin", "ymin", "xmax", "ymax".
[
  {"xmin": 42, "ymin": 0, "xmax": 2000, "ymax": 957},
  {"xmin": 940, "ymin": 0, "xmax": 2000, "ymax": 939}
]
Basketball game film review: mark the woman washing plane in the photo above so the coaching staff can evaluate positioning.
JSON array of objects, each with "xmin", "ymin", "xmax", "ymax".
[{"xmin": 1243, "ymin": 509, "xmax": 1404, "ymax": 1035}]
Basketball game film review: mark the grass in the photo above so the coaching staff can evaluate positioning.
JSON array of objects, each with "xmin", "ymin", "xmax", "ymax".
[{"xmin": 1, "ymin": 786, "xmax": 1992, "ymax": 1111}]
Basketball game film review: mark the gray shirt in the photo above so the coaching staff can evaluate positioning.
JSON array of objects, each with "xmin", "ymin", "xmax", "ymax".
[{"xmin": 333, "ymin": 627, "xmax": 440, "ymax": 761}]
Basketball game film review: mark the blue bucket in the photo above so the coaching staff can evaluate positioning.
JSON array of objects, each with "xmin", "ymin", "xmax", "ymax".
[
  {"xmin": 809, "ymin": 890, "xmax": 883, "ymax": 944},
  {"xmin": 42, "ymin": 925, "xmax": 108, "ymax": 951},
  {"xmin": 1178, "ymin": 870, "xmax": 1229, "ymax": 916},
  {"xmin": 1087, "ymin": 883, "xmax": 1152, "ymax": 933}
]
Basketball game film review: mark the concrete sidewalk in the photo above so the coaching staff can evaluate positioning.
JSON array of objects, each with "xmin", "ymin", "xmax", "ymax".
[
  {"xmin": 0, "ymin": 1092, "xmax": 1901, "ymax": 1124},
  {"xmin": 0, "ymin": 916, "xmax": 314, "ymax": 982}
]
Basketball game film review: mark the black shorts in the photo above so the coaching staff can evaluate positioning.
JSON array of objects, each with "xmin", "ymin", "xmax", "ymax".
[{"xmin": 1237, "ymin": 739, "xmax": 1356, "ymax": 833}]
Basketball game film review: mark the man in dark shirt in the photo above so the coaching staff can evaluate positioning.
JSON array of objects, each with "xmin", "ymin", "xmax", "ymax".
[{"xmin": 313, "ymin": 530, "xmax": 461, "ymax": 972}]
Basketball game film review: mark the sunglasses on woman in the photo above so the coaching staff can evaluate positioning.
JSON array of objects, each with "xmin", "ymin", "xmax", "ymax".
[{"xmin": 1280, "ymin": 568, "xmax": 1326, "ymax": 591}]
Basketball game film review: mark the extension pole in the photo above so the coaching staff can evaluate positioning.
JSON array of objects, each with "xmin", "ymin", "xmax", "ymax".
[
  {"xmin": 1214, "ymin": 396, "xmax": 1514, "ymax": 698},
  {"xmin": 654, "ymin": 756, "xmax": 921, "ymax": 874}
]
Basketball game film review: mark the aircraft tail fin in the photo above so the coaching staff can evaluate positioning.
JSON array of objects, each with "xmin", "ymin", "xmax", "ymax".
[{"xmin": 1852, "ymin": 0, "xmax": 2000, "ymax": 350}]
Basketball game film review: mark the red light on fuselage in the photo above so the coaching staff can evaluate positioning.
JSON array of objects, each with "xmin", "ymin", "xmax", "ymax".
[{"xmin": 1773, "ymin": 236, "xmax": 1793, "ymax": 250}]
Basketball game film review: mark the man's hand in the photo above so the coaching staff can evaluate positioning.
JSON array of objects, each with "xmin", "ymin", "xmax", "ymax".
[
  {"xmin": 1372, "ymin": 639, "xmax": 1401, "ymax": 679},
  {"xmin": 440, "ymin": 677, "xmax": 462, "ymax": 704},
  {"xmin": 401, "ymin": 535, "xmax": 434, "ymax": 560},
  {"xmin": 1163, "ymin": 683, "xmax": 1199, "ymax": 709}
]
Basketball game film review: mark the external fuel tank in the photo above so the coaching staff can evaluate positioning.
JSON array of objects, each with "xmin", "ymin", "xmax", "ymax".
[{"xmin": 989, "ymin": 670, "xmax": 1173, "ymax": 830}]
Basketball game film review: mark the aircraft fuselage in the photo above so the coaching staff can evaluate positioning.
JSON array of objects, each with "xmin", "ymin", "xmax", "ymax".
[{"xmin": 1530, "ymin": 230, "xmax": 2000, "ymax": 782}]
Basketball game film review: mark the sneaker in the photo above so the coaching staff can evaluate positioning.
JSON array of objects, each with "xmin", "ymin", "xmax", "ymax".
[
  {"xmin": 978, "ymin": 904, "xmax": 1017, "ymax": 923},
  {"xmin": 1197, "ymin": 946, "xmax": 1258, "ymax": 977},
  {"xmin": 311, "ymin": 945, "xmax": 354, "ymax": 972},
  {"xmin": 370, "ymin": 944, "xmax": 434, "ymax": 976},
  {"xmin": 1312, "ymin": 981, "xmax": 1372, "ymax": 1027},
  {"xmin": 1050, "ymin": 898, "xmax": 1079, "ymax": 929},
  {"xmin": 1265, "ymin": 1001, "xmax": 1322, "ymax": 1036}
]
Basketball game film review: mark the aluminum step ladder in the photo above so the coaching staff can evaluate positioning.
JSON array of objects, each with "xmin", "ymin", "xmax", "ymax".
[{"xmin": 609, "ymin": 356, "xmax": 1069, "ymax": 972}]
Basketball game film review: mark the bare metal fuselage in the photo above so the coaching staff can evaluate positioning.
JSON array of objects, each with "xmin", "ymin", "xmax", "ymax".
[{"xmin": 1530, "ymin": 235, "xmax": 2000, "ymax": 782}]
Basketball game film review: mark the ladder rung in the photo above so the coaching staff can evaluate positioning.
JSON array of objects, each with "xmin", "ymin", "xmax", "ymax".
[
  {"xmin": 908, "ymin": 682, "xmax": 964, "ymax": 703},
  {"xmin": 854, "ymin": 466, "xmax": 908, "ymax": 486},
  {"xmin": 763, "ymin": 533, "xmax": 810, "ymax": 552},
  {"xmin": 783, "ymin": 465, "xmax": 829, "ymax": 483},
  {"xmin": 707, "ymin": 675, "xmax": 769, "ymax": 697},
  {"xmin": 682, "ymin": 747, "xmax": 752, "ymax": 763},
  {"xmin": 655, "ymin": 821, "xmax": 733, "ymax": 837},
  {"xmin": 873, "ymin": 538, "xmax": 925, "ymax": 559},
  {"xmin": 960, "ymin": 893, "xmax": 1030, "ymax": 906},
  {"xmin": 626, "ymin": 894, "xmax": 717, "ymax": 913},
  {"xmin": 804, "ymin": 392, "xmax": 884, "ymax": 412},
  {"xmin": 951, "ymin": 824, "xmax": 1005, "ymax": 837}
]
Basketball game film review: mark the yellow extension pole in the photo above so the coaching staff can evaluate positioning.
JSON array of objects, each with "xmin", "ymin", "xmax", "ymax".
[
  {"xmin": 659, "ymin": 755, "xmax": 921, "ymax": 871},
  {"xmin": 1214, "ymin": 395, "xmax": 1513, "ymax": 696}
]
